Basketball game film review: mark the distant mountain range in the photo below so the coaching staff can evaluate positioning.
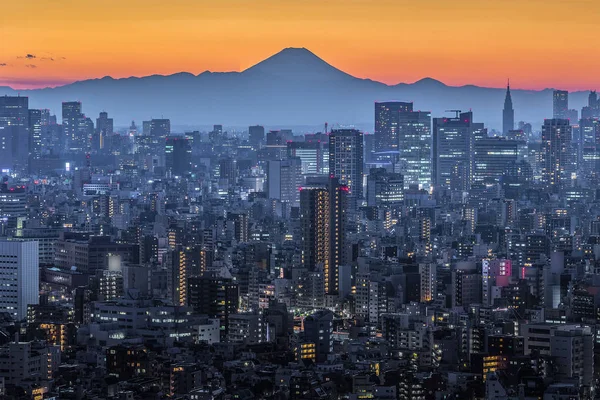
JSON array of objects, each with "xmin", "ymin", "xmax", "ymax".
[{"xmin": 0, "ymin": 48, "xmax": 591, "ymax": 131}]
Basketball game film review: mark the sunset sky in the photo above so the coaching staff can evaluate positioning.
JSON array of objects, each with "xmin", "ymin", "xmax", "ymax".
[{"xmin": 1, "ymin": 0, "xmax": 599, "ymax": 90}]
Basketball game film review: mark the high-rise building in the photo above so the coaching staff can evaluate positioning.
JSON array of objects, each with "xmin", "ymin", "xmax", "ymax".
[
  {"xmin": 541, "ymin": 119, "xmax": 573, "ymax": 192},
  {"xmin": 473, "ymin": 137, "xmax": 519, "ymax": 184},
  {"xmin": 28, "ymin": 109, "xmax": 43, "ymax": 162},
  {"xmin": 300, "ymin": 179, "xmax": 347, "ymax": 295},
  {"xmin": 150, "ymin": 118, "xmax": 170, "ymax": 137},
  {"xmin": 433, "ymin": 111, "xmax": 484, "ymax": 190},
  {"xmin": 328, "ymin": 129, "xmax": 363, "ymax": 198},
  {"xmin": 374, "ymin": 101, "xmax": 413, "ymax": 151},
  {"xmin": 502, "ymin": 82, "xmax": 514, "ymax": 134},
  {"xmin": 267, "ymin": 158, "xmax": 303, "ymax": 207},
  {"xmin": 0, "ymin": 96, "xmax": 29, "ymax": 169},
  {"xmin": 397, "ymin": 110, "xmax": 432, "ymax": 189},
  {"xmin": 165, "ymin": 136, "xmax": 192, "ymax": 176},
  {"xmin": 249, "ymin": 125, "xmax": 265, "ymax": 147},
  {"xmin": 0, "ymin": 184, "xmax": 27, "ymax": 228},
  {"xmin": 287, "ymin": 141, "xmax": 328, "ymax": 174},
  {"xmin": 62, "ymin": 101, "xmax": 84, "ymax": 152},
  {"xmin": 366, "ymin": 168, "xmax": 404, "ymax": 207},
  {"xmin": 553, "ymin": 90, "xmax": 569, "ymax": 119},
  {"xmin": 0, "ymin": 239, "xmax": 39, "ymax": 320},
  {"xmin": 95, "ymin": 111, "xmax": 113, "ymax": 152}
]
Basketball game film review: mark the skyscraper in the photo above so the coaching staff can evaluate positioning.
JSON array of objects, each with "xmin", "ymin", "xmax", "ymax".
[
  {"xmin": 267, "ymin": 158, "xmax": 303, "ymax": 207},
  {"xmin": 433, "ymin": 111, "xmax": 484, "ymax": 191},
  {"xmin": 0, "ymin": 96, "xmax": 29, "ymax": 169},
  {"xmin": 165, "ymin": 136, "xmax": 192, "ymax": 176},
  {"xmin": 287, "ymin": 141, "xmax": 328, "ymax": 174},
  {"xmin": 300, "ymin": 178, "xmax": 346, "ymax": 295},
  {"xmin": 95, "ymin": 111, "xmax": 113, "ymax": 152},
  {"xmin": 553, "ymin": 90, "xmax": 569, "ymax": 119},
  {"xmin": 374, "ymin": 101, "xmax": 413, "ymax": 151},
  {"xmin": 542, "ymin": 119, "xmax": 573, "ymax": 192},
  {"xmin": 28, "ymin": 109, "xmax": 43, "ymax": 162},
  {"xmin": 62, "ymin": 101, "xmax": 83, "ymax": 152},
  {"xmin": 328, "ymin": 128, "xmax": 363, "ymax": 198},
  {"xmin": 473, "ymin": 137, "xmax": 519, "ymax": 184},
  {"xmin": 502, "ymin": 82, "xmax": 514, "ymax": 134},
  {"xmin": 150, "ymin": 119, "xmax": 170, "ymax": 137},
  {"xmin": 249, "ymin": 125, "xmax": 265, "ymax": 147},
  {"xmin": 0, "ymin": 239, "xmax": 39, "ymax": 320},
  {"xmin": 397, "ymin": 110, "xmax": 432, "ymax": 189}
]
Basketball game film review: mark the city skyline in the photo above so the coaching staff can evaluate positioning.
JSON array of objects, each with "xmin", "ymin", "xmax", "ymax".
[{"xmin": 2, "ymin": 0, "xmax": 600, "ymax": 90}]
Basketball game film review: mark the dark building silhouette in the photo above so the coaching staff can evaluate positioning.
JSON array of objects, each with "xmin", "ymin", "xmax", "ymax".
[
  {"xmin": 502, "ymin": 81, "xmax": 514, "ymax": 134},
  {"xmin": 165, "ymin": 136, "xmax": 192, "ymax": 176},
  {"xmin": 249, "ymin": 125, "xmax": 265, "ymax": 147},
  {"xmin": 150, "ymin": 118, "xmax": 170, "ymax": 137}
]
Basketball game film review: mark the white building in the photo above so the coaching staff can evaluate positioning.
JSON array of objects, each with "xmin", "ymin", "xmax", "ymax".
[
  {"xmin": 197, "ymin": 317, "xmax": 221, "ymax": 344},
  {"xmin": 0, "ymin": 240, "xmax": 39, "ymax": 320}
]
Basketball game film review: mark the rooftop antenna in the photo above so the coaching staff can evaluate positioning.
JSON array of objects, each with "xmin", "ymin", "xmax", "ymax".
[{"xmin": 324, "ymin": 122, "xmax": 328, "ymax": 134}]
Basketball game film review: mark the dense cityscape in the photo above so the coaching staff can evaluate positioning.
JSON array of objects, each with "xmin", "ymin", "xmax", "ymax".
[{"xmin": 0, "ymin": 79, "xmax": 599, "ymax": 400}]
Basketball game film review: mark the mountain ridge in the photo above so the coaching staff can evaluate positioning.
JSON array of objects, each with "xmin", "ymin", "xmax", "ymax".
[{"xmin": 0, "ymin": 47, "xmax": 591, "ymax": 130}]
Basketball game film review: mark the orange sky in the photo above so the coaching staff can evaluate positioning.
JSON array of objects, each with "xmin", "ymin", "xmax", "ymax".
[{"xmin": 1, "ymin": 0, "xmax": 599, "ymax": 90}]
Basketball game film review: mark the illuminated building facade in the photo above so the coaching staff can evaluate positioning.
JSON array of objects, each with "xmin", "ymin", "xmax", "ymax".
[{"xmin": 329, "ymin": 129, "xmax": 364, "ymax": 198}]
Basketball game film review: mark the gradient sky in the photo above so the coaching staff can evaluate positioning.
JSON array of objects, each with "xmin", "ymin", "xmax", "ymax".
[{"xmin": 1, "ymin": 0, "xmax": 599, "ymax": 90}]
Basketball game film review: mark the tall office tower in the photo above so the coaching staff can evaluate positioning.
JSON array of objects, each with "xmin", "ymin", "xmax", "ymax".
[
  {"xmin": 366, "ymin": 168, "xmax": 404, "ymax": 207},
  {"xmin": 80, "ymin": 117, "xmax": 94, "ymax": 152},
  {"xmin": 300, "ymin": 178, "xmax": 346, "ymax": 295},
  {"xmin": 219, "ymin": 158, "xmax": 238, "ymax": 183},
  {"xmin": 165, "ymin": 136, "xmax": 192, "ymax": 176},
  {"xmin": 553, "ymin": 90, "xmax": 569, "ymax": 119},
  {"xmin": 328, "ymin": 129, "xmax": 364, "ymax": 198},
  {"xmin": 142, "ymin": 120, "xmax": 151, "ymax": 135},
  {"xmin": 473, "ymin": 137, "xmax": 519, "ymax": 184},
  {"xmin": 374, "ymin": 101, "xmax": 413, "ymax": 151},
  {"xmin": 267, "ymin": 158, "xmax": 303, "ymax": 207},
  {"xmin": 62, "ymin": 101, "xmax": 83, "ymax": 151},
  {"xmin": 28, "ymin": 109, "xmax": 42, "ymax": 162},
  {"xmin": 433, "ymin": 111, "xmax": 484, "ymax": 191},
  {"xmin": 150, "ymin": 118, "xmax": 170, "ymax": 137},
  {"xmin": 95, "ymin": 111, "xmax": 113, "ymax": 151},
  {"xmin": 0, "ymin": 239, "xmax": 39, "ymax": 320},
  {"xmin": 39, "ymin": 109, "xmax": 51, "ymax": 126},
  {"xmin": 249, "ymin": 125, "xmax": 265, "ymax": 147},
  {"xmin": 397, "ymin": 110, "xmax": 432, "ymax": 189},
  {"xmin": 502, "ymin": 82, "xmax": 514, "ymax": 134},
  {"xmin": 542, "ymin": 119, "xmax": 573, "ymax": 192},
  {"xmin": 287, "ymin": 141, "xmax": 328, "ymax": 174},
  {"xmin": 0, "ymin": 96, "xmax": 29, "ymax": 169}
]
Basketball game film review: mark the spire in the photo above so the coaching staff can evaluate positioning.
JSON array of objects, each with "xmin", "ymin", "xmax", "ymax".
[
  {"xmin": 503, "ymin": 79, "xmax": 514, "ymax": 134},
  {"xmin": 504, "ymin": 80, "xmax": 513, "ymax": 109}
]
